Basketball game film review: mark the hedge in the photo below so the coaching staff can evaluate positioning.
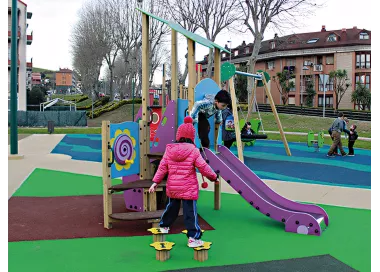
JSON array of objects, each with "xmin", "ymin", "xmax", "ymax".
[{"xmin": 87, "ymin": 98, "xmax": 143, "ymax": 118}]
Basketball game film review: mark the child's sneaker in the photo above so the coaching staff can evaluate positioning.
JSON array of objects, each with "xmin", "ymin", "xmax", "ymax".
[
  {"xmin": 326, "ymin": 154, "xmax": 335, "ymax": 158},
  {"xmin": 158, "ymin": 227, "xmax": 169, "ymax": 233},
  {"xmin": 188, "ymin": 237, "xmax": 204, "ymax": 248},
  {"xmin": 348, "ymin": 154, "xmax": 355, "ymax": 157}
]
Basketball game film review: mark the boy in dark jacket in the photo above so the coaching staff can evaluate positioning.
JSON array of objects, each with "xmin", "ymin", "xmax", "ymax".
[
  {"xmin": 221, "ymin": 104, "xmax": 236, "ymax": 149},
  {"xmin": 241, "ymin": 122, "xmax": 255, "ymax": 136},
  {"xmin": 348, "ymin": 124, "xmax": 358, "ymax": 156}
]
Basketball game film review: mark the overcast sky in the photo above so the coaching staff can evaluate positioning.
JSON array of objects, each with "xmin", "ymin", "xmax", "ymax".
[{"xmin": 25, "ymin": 0, "xmax": 372, "ymax": 84}]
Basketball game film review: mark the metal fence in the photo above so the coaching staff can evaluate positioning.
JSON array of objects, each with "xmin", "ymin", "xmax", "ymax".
[
  {"xmin": 9, "ymin": 111, "xmax": 87, "ymax": 127},
  {"xmin": 255, "ymin": 104, "xmax": 371, "ymax": 122}
]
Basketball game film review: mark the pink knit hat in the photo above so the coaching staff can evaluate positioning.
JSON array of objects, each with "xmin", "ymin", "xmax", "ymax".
[{"xmin": 176, "ymin": 116, "xmax": 195, "ymax": 143}]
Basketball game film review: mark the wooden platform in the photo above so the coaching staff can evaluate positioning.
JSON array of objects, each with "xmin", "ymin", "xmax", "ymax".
[
  {"xmin": 110, "ymin": 208, "xmax": 183, "ymax": 221},
  {"xmin": 109, "ymin": 180, "xmax": 167, "ymax": 192},
  {"xmin": 147, "ymin": 153, "xmax": 164, "ymax": 159}
]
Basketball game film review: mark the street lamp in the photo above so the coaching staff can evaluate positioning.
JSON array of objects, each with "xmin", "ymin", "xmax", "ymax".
[
  {"xmin": 301, "ymin": 66, "xmax": 309, "ymax": 107},
  {"xmin": 227, "ymin": 40, "xmax": 232, "ymax": 62}
]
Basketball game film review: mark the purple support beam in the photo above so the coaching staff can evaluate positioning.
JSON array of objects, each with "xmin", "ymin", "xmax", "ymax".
[
  {"xmin": 122, "ymin": 174, "xmax": 143, "ymax": 212},
  {"xmin": 150, "ymin": 100, "xmax": 176, "ymax": 154},
  {"xmin": 135, "ymin": 106, "xmax": 142, "ymax": 122}
]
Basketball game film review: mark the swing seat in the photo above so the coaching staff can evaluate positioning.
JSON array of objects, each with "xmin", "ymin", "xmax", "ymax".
[{"xmin": 241, "ymin": 134, "xmax": 268, "ymax": 141}]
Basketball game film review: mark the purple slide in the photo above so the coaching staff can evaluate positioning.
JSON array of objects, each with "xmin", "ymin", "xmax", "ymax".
[{"xmin": 204, "ymin": 146, "xmax": 329, "ymax": 236}]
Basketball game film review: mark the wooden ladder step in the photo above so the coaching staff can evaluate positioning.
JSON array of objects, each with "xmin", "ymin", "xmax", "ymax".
[
  {"xmin": 109, "ymin": 180, "xmax": 167, "ymax": 192},
  {"xmin": 110, "ymin": 209, "xmax": 183, "ymax": 221}
]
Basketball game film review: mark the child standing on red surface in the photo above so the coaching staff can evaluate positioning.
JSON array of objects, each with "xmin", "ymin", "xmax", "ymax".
[{"xmin": 148, "ymin": 117, "xmax": 218, "ymax": 248}]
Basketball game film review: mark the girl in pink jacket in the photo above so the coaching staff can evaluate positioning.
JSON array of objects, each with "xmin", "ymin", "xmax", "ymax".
[{"xmin": 149, "ymin": 116, "xmax": 218, "ymax": 248}]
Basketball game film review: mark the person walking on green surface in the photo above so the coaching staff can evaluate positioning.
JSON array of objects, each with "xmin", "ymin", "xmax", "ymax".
[{"xmin": 327, "ymin": 112, "xmax": 348, "ymax": 157}]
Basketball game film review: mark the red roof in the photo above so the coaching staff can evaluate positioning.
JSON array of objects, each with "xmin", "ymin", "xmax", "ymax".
[
  {"xmin": 58, "ymin": 68, "xmax": 73, "ymax": 73},
  {"xmin": 18, "ymin": 0, "xmax": 27, "ymax": 7}
]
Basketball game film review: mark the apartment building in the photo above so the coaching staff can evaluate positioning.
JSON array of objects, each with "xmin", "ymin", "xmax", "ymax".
[
  {"xmin": 55, "ymin": 68, "xmax": 77, "ymax": 93},
  {"xmin": 8, "ymin": 0, "xmax": 33, "ymax": 111},
  {"xmin": 199, "ymin": 26, "xmax": 371, "ymax": 110}
]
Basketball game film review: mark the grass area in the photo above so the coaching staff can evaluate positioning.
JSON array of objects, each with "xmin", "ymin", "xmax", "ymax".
[
  {"xmin": 240, "ymin": 112, "xmax": 371, "ymax": 138},
  {"xmin": 266, "ymin": 133, "xmax": 371, "ymax": 150},
  {"xmin": 76, "ymin": 97, "xmax": 92, "ymax": 107},
  {"xmin": 32, "ymin": 67, "xmax": 55, "ymax": 74},
  {"xmin": 51, "ymin": 94, "xmax": 85, "ymax": 100},
  {"xmin": 9, "ymin": 169, "xmax": 371, "ymax": 272},
  {"xmin": 87, "ymin": 103, "xmax": 139, "ymax": 127}
]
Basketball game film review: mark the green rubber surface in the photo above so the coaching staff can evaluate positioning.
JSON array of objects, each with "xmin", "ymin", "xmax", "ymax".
[{"xmin": 9, "ymin": 169, "xmax": 370, "ymax": 272}]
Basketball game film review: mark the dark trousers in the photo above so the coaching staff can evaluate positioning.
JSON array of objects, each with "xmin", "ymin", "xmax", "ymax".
[
  {"xmin": 198, "ymin": 112, "xmax": 210, "ymax": 149},
  {"xmin": 223, "ymin": 138, "xmax": 236, "ymax": 149},
  {"xmin": 348, "ymin": 140, "xmax": 355, "ymax": 155},
  {"xmin": 159, "ymin": 198, "xmax": 202, "ymax": 239}
]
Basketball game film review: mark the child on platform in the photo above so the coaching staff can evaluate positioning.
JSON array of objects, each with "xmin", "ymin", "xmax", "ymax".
[
  {"xmin": 348, "ymin": 124, "xmax": 358, "ymax": 156},
  {"xmin": 189, "ymin": 90, "xmax": 231, "ymax": 149},
  {"xmin": 148, "ymin": 117, "xmax": 218, "ymax": 248}
]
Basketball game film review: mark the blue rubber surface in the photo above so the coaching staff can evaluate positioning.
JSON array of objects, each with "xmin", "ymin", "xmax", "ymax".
[{"xmin": 51, "ymin": 135, "xmax": 371, "ymax": 188}]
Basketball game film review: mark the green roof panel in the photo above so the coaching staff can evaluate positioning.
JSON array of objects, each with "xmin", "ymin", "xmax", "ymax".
[{"xmin": 136, "ymin": 8, "xmax": 230, "ymax": 54}]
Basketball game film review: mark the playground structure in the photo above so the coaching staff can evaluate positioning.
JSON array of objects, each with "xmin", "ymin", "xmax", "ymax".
[
  {"xmin": 101, "ymin": 7, "xmax": 329, "ymax": 245},
  {"xmin": 308, "ymin": 130, "xmax": 324, "ymax": 152}
]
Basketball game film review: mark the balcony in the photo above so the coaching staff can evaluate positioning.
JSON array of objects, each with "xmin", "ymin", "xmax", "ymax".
[
  {"xmin": 313, "ymin": 64, "xmax": 323, "ymax": 72},
  {"xmin": 27, "ymin": 60, "xmax": 33, "ymax": 70},
  {"xmin": 8, "ymin": 26, "xmax": 21, "ymax": 40},
  {"xmin": 27, "ymin": 31, "xmax": 33, "ymax": 45},
  {"xmin": 8, "ymin": 59, "xmax": 21, "ymax": 67}
]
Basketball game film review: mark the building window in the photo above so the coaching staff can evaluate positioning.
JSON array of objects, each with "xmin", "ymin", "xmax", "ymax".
[
  {"xmin": 286, "ymin": 59, "xmax": 296, "ymax": 66},
  {"xmin": 234, "ymin": 51, "xmax": 238, "ymax": 56},
  {"xmin": 326, "ymin": 55, "xmax": 334, "ymax": 65},
  {"xmin": 359, "ymin": 32, "xmax": 369, "ymax": 40},
  {"xmin": 355, "ymin": 73, "xmax": 370, "ymax": 89},
  {"xmin": 222, "ymin": 53, "xmax": 226, "ymax": 58},
  {"xmin": 289, "ymin": 78, "xmax": 296, "ymax": 91},
  {"xmin": 288, "ymin": 96, "xmax": 295, "ymax": 105},
  {"xmin": 270, "ymin": 42, "xmax": 275, "ymax": 49},
  {"xmin": 327, "ymin": 34, "xmax": 337, "ymax": 42},
  {"xmin": 245, "ymin": 47, "xmax": 249, "ymax": 54},
  {"xmin": 307, "ymin": 38, "xmax": 319, "ymax": 44},
  {"xmin": 356, "ymin": 53, "xmax": 370, "ymax": 69},
  {"xmin": 318, "ymin": 95, "xmax": 333, "ymax": 107},
  {"xmin": 267, "ymin": 61, "xmax": 275, "ymax": 70}
]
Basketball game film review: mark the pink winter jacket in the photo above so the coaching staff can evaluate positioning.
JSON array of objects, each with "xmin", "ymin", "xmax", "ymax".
[{"xmin": 152, "ymin": 143, "xmax": 217, "ymax": 200}]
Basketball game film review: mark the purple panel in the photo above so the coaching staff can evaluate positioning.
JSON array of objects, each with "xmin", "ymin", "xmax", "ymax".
[
  {"xmin": 135, "ymin": 106, "xmax": 142, "ymax": 122},
  {"xmin": 150, "ymin": 100, "xmax": 176, "ymax": 154},
  {"xmin": 203, "ymin": 148, "xmax": 324, "ymax": 236},
  {"xmin": 217, "ymin": 145, "xmax": 329, "ymax": 226},
  {"xmin": 122, "ymin": 174, "xmax": 143, "ymax": 212}
]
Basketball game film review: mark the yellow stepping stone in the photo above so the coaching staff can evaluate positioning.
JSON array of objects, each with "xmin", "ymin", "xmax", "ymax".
[
  {"xmin": 150, "ymin": 241, "xmax": 175, "ymax": 262},
  {"xmin": 181, "ymin": 229, "xmax": 205, "ymax": 234},
  {"xmin": 190, "ymin": 241, "xmax": 212, "ymax": 262},
  {"xmin": 147, "ymin": 228, "xmax": 166, "ymax": 242}
]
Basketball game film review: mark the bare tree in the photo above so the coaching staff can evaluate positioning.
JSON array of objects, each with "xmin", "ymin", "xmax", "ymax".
[
  {"xmin": 161, "ymin": 0, "xmax": 200, "ymax": 84},
  {"xmin": 193, "ymin": 0, "xmax": 242, "ymax": 78},
  {"xmin": 241, "ymin": 0, "xmax": 320, "ymax": 101},
  {"xmin": 71, "ymin": 0, "xmax": 109, "ymax": 97},
  {"xmin": 329, "ymin": 69, "xmax": 351, "ymax": 110}
]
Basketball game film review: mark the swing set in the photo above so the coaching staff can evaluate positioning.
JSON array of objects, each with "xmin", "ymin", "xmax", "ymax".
[{"xmin": 220, "ymin": 62, "xmax": 292, "ymax": 161}]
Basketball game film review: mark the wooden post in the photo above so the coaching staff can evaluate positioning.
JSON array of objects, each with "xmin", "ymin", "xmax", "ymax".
[
  {"xmin": 261, "ymin": 74, "xmax": 292, "ymax": 156},
  {"xmin": 171, "ymin": 30, "xmax": 178, "ymax": 101},
  {"xmin": 179, "ymin": 84, "xmax": 183, "ymax": 99},
  {"xmin": 102, "ymin": 120, "xmax": 112, "ymax": 229},
  {"xmin": 187, "ymin": 38, "xmax": 196, "ymax": 111},
  {"xmin": 213, "ymin": 48, "xmax": 222, "ymax": 210},
  {"xmin": 141, "ymin": 13, "xmax": 151, "ymax": 177},
  {"xmin": 162, "ymin": 63, "xmax": 166, "ymax": 107},
  {"xmin": 229, "ymin": 78, "xmax": 244, "ymax": 162}
]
